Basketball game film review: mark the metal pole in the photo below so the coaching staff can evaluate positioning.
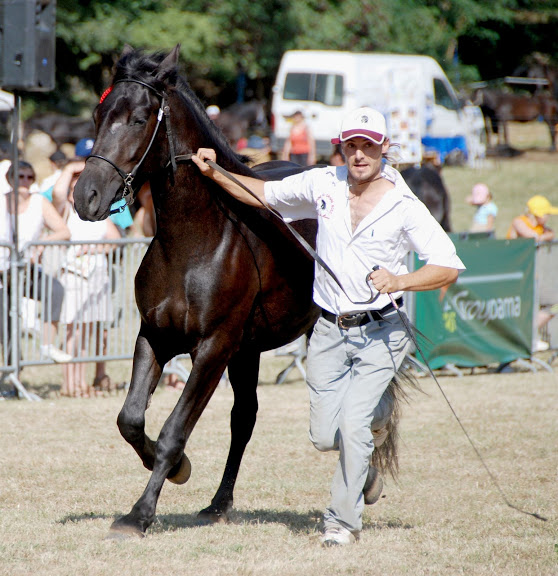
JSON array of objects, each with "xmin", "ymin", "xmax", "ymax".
[{"xmin": 7, "ymin": 91, "xmax": 40, "ymax": 400}]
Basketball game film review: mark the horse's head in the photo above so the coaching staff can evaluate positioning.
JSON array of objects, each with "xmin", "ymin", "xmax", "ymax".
[
  {"xmin": 73, "ymin": 46, "xmax": 182, "ymax": 221},
  {"xmin": 471, "ymin": 87, "xmax": 485, "ymax": 107}
]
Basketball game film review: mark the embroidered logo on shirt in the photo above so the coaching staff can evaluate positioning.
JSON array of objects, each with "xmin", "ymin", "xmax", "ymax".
[{"xmin": 316, "ymin": 193, "xmax": 334, "ymax": 219}]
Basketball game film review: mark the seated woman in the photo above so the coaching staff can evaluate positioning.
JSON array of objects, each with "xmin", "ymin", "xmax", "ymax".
[{"xmin": 507, "ymin": 195, "xmax": 558, "ymax": 352}]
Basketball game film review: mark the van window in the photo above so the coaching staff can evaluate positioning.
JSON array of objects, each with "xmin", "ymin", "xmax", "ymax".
[
  {"xmin": 284, "ymin": 73, "xmax": 312, "ymax": 101},
  {"xmin": 433, "ymin": 78, "xmax": 458, "ymax": 111},
  {"xmin": 283, "ymin": 73, "xmax": 344, "ymax": 106}
]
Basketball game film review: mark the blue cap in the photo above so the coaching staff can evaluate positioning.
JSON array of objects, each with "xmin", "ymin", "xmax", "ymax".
[
  {"xmin": 75, "ymin": 138, "xmax": 94, "ymax": 158},
  {"xmin": 246, "ymin": 135, "xmax": 266, "ymax": 149}
]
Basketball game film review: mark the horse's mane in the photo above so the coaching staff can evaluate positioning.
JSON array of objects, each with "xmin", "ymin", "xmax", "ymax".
[{"xmin": 112, "ymin": 49, "xmax": 250, "ymax": 172}]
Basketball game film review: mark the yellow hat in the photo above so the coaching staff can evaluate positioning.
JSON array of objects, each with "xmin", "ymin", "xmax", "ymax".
[{"xmin": 527, "ymin": 195, "xmax": 558, "ymax": 217}]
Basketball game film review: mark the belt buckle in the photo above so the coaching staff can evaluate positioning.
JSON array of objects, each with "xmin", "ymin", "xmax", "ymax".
[{"xmin": 338, "ymin": 313, "xmax": 361, "ymax": 329}]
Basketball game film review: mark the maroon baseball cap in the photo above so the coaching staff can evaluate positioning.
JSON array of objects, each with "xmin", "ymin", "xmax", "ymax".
[{"xmin": 331, "ymin": 107, "xmax": 387, "ymax": 145}]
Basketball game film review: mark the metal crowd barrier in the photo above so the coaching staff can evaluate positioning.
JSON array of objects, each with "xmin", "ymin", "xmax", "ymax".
[
  {"xmin": 535, "ymin": 239, "xmax": 558, "ymax": 354},
  {"xmin": 1, "ymin": 237, "xmax": 150, "ymax": 399},
  {"xmin": 8, "ymin": 236, "xmax": 554, "ymax": 398}
]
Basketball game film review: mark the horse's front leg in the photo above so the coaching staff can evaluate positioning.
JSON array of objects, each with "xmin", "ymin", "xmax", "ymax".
[
  {"xmin": 198, "ymin": 347, "xmax": 260, "ymax": 524},
  {"xmin": 114, "ymin": 333, "xmax": 164, "ymax": 473},
  {"xmin": 109, "ymin": 340, "xmax": 229, "ymax": 538}
]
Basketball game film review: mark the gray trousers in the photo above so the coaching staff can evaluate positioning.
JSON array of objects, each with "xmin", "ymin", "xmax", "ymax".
[{"xmin": 306, "ymin": 309, "xmax": 409, "ymax": 533}]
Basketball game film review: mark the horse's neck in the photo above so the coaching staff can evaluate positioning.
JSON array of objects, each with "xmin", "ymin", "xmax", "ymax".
[{"xmin": 151, "ymin": 171, "xmax": 230, "ymax": 242}]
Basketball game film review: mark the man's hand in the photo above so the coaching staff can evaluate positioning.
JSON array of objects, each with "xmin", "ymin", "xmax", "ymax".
[
  {"xmin": 191, "ymin": 148, "xmax": 217, "ymax": 177},
  {"xmin": 368, "ymin": 267, "xmax": 401, "ymax": 294},
  {"xmin": 65, "ymin": 159, "xmax": 86, "ymax": 177},
  {"xmin": 190, "ymin": 148, "xmax": 267, "ymax": 208}
]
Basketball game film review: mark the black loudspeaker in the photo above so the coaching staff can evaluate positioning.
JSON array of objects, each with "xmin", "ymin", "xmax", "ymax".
[{"xmin": 0, "ymin": 0, "xmax": 56, "ymax": 92}]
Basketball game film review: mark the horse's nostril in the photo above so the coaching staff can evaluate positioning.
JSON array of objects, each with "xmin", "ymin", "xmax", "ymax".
[{"xmin": 88, "ymin": 188, "xmax": 101, "ymax": 212}]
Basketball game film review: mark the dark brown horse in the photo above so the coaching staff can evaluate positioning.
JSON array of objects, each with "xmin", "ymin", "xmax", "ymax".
[
  {"xmin": 72, "ymin": 46, "xmax": 407, "ymax": 538},
  {"xmin": 472, "ymin": 87, "xmax": 558, "ymax": 151},
  {"xmin": 215, "ymin": 100, "xmax": 268, "ymax": 147},
  {"xmin": 401, "ymin": 164, "xmax": 451, "ymax": 232}
]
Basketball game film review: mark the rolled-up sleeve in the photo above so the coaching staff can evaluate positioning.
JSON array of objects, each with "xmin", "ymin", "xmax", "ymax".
[{"xmin": 264, "ymin": 172, "xmax": 318, "ymax": 222}]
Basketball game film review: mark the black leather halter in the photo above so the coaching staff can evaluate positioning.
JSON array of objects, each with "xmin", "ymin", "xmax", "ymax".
[{"xmin": 87, "ymin": 78, "xmax": 179, "ymax": 215}]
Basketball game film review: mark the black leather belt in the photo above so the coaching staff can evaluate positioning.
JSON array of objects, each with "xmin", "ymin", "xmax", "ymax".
[{"xmin": 321, "ymin": 298, "xmax": 403, "ymax": 329}]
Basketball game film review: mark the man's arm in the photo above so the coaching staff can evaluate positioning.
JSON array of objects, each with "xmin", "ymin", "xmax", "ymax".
[
  {"xmin": 191, "ymin": 148, "xmax": 267, "ymax": 208},
  {"xmin": 52, "ymin": 160, "xmax": 85, "ymax": 215},
  {"xmin": 511, "ymin": 216, "xmax": 555, "ymax": 241},
  {"xmin": 370, "ymin": 264, "xmax": 459, "ymax": 295}
]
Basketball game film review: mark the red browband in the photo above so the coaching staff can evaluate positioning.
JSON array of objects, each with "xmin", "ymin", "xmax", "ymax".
[{"xmin": 99, "ymin": 86, "xmax": 113, "ymax": 104}]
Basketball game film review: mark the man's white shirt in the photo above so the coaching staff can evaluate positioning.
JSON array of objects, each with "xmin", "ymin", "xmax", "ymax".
[{"xmin": 264, "ymin": 164, "xmax": 465, "ymax": 315}]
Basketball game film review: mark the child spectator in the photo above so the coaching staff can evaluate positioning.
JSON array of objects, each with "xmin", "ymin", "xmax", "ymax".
[{"xmin": 467, "ymin": 183, "xmax": 497, "ymax": 234}]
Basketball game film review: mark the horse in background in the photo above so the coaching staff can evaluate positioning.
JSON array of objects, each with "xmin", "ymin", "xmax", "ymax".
[
  {"xmin": 472, "ymin": 87, "xmax": 558, "ymax": 151},
  {"xmin": 401, "ymin": 164, "xmax": 451, "ymax": 232},
  {"xmin": 513, "ymin": 52, "xmax": 558, "ymax": 101},
  {"xmin": 216, "ymin": 100, "xmax": 268, "ymax": 148}
]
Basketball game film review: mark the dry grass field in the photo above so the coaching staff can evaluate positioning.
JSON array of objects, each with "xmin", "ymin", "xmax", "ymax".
[
  {"xmin": 1, "ymin": 121, "xmax": 557, "ymax": 575},
  {"xmin": 1, "ymin": 356, "xmax": 557, "ymax": 576}
]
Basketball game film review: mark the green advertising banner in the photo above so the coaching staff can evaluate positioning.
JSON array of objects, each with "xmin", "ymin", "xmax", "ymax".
[{"xmin": 414, "ymin": 238, "xmax": 536, "ymax": 369}]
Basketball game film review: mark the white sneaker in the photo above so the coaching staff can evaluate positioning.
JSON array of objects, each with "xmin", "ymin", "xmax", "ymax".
[
  {"xmin": 40, "ymin": 345, "xmax": 72, "ymax": 363},
  {"xmin": 535, "ymin": 340, "xmax": 549, "ymax": 352},
  {"xmin": 321, "ymin": 525, "xmax": 358, "ymax": 547}
]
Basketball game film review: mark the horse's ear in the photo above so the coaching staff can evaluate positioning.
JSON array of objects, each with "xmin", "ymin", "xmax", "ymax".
[
  {"xmin": 158, "ymin": 45, "xmax": 180, "ymax": 77},
  {"xmin": 120, "ymin": 44, "xmax": 134, "ymax": 58}
]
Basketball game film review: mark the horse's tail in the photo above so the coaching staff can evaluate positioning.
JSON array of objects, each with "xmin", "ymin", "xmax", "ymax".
[{"xmin": 371, "ymin": 364, "xmax": 421, "ymax": 479}]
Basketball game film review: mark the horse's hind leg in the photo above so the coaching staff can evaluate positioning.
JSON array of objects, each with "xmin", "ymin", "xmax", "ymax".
[{"xmin": 198, "ymin": 347, "xmax": 260, "ymax": 524}]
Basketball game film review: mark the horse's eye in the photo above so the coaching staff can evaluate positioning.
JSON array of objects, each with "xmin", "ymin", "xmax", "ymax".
[{"xmin": 131, "ymin": 117, "xmax": 147, "ymax": 127}]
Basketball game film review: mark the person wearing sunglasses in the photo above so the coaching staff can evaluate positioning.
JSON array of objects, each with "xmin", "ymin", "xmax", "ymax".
[{"xmin": 1, "ymin": 161, "xmax": 72, "ymax": 370}]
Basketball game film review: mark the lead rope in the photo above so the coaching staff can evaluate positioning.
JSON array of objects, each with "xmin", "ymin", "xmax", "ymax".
[
  {"xmin": 191, "ymin": 155, "xmax": 547, "ymax": 523},
  {"xmin": 386, "ymin": 293, "xmax": 547, "ymax": 522},
  {"xmin": 191, "ymin": 155, "xmax": 380, "ymax": 306}
]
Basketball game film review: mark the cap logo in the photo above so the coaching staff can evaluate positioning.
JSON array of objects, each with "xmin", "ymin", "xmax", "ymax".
[{"xmin": 360, "ymin": 115, "xmax": 369, "ymax": 124}]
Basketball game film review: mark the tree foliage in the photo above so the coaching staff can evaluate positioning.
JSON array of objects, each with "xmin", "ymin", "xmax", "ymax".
[{"xmin": 19, "ymin": 0, "xmax": 558, "ymax": 115}]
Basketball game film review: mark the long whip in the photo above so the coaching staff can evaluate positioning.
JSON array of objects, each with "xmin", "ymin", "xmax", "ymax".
[{"xmin": 385, "ymin": 289, "xmax": 547, "ymax": 522}]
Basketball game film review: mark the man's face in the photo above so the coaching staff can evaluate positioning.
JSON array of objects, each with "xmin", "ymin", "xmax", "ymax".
[{"xmin": 342, "ymin": 137, "xmax": 390, "ymax": 184}]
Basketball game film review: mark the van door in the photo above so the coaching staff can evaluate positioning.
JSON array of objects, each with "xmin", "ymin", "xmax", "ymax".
[
  {"xmin": 431, "ymin": 77, "xmax": 462, "ymax": 135},
  {"xmin": 273, "ymin": 70, "xmax": 348, "ymax": 157},
  {"xmin": 423, "ymin": 77, "xmax": 468, "ymax": 162}
]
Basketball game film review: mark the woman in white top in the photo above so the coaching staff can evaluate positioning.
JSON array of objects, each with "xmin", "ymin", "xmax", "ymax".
[
  {"xmin": 53, "ymin": 159, "xmax": 121, "ymax": 398},
  {"xmin": 2, "ymin": 161, "xmax": 71, "ymax": 368}
]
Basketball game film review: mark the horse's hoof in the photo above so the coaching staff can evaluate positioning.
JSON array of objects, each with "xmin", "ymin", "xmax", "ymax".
[
  {"xmin": 167, "ymin": 453, "xmax": 192, "ymax": 485},
  {"xmin": 106, "ymin": 518, "xmax": 145, "ymax": 540},
  {"xmin": 197, "ymin": 507, "xmax": 229, "ymax": 525}
]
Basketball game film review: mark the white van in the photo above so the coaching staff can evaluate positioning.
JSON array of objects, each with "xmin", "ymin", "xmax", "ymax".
[{"xmin": 271, "ymin": 50, "xmax": 484, "ymax": 165}]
